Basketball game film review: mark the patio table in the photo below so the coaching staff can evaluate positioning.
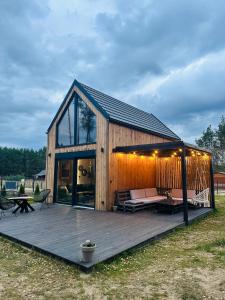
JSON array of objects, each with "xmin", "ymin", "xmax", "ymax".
[
  {"xmin": 8, "ymin": 196, "xmax": 35, "ymax": 214},
  {"xmin": 156, "ymin": 199, "xmax": 183, "ymax": 214}
]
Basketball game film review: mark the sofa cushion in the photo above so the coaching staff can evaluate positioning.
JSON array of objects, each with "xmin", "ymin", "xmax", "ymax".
[
  {"xmin": 172, "ymin": 189, "xmax": 196, "ymax": 199},
  {"xmin": 187, "ymin": 190, "xmax": 196, "ymax": 199},
  {"xmin": 125, "ymin": 196, "xmax": 164, "ymax": 205},
  {"xmin": 125, "ymin": 199, "xmax": 145, "ymax": 205},
  {"xmin": 171, "ymin": 189, "xmax": 183, "ymax": 198},
  {"xmin": 130, "ymin": 189, "xmax": 146, "ymax": 200},
  {"xmin": 146, "ymin": 195, "xmax": 165, "ymax": 202},
  {"xmin": 145, "ymin": 188, "xmax": 158, "ymax": 197}
]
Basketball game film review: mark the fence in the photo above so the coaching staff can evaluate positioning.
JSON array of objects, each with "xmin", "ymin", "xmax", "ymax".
[
  {"xmin": 214, "ymin": 180, "xmax": 225, "ymax": 195},
  {"xmin": 0, "ymin": 178, "xmax": 46, "ymax": 192}
]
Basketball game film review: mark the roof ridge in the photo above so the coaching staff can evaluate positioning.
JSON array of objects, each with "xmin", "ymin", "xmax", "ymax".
[
  {"xmin": 78, "ymin": 81, "xmax": 156, "ymax": 117},
  {"xmin": 78, "ymin": 80, "xmax": 180, "ymax": 140}
]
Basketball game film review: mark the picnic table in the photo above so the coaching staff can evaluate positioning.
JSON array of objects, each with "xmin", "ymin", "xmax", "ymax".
[{"xmin": 8, "ymin": 196, "xmax": 35, "ymax": 214}]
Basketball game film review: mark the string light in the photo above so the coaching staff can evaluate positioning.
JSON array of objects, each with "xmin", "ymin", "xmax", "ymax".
[{"xmin": 179, "ymin": 148, "xmax": 182, "ymax": 152}]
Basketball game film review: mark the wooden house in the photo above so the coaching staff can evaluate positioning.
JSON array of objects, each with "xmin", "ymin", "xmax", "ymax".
[
  {"xmin": 46, "ymin": 79, "xmax": 215, "ymax": 222},
  {"xmin": 214, "ymin": 172, "xmax": 225, "ymax": 184}
]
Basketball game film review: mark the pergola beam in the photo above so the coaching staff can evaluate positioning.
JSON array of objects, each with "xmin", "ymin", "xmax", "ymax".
[
  {"xmin": 209, "ymin": 157, "xmax": 215, "ymax": 209},
  {"xmin": 181, "ymin": 148, "xmax": 188, "ymax": 226}
]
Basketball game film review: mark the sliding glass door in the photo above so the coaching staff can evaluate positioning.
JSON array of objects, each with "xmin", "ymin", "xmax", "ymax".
[
  {"xmin": 56, "ymin": 159, "xmax": 74, "ymax": 205},
  {"xmin": 55, "ymin": 157, "xmax": 95, "ymax": 208}
]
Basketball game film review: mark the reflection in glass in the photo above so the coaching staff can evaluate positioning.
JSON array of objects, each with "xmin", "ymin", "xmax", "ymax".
[
  {"xmin": 77, "ymin": 98, "xmax": 96, "ymax": 144},
  {"xmin": 76, "ymin": 158, "xmax": 95, "ymax": 207},
  {"xmin": 57, "ymin": 99, "xmax": 75, "ymax": 146},
  {"xmin": 56, "ymin": 160, "xmax": 73, "ymax": 205}
]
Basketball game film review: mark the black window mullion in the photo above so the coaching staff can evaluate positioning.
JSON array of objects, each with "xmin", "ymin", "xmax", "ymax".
[{"xmin": 74, "ymin": 94, "xmax": 78, "ymax": 145}]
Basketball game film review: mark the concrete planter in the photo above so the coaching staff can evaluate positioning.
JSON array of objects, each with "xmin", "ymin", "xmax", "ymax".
[{"xmin": 80, "ymin": 241, "xmax": 96, "ymax": 263}]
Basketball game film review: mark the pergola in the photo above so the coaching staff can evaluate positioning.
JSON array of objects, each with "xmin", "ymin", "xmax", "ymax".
[{"xmin": 113, "ymin": 141, "xmax": 215, "ymax": 225}]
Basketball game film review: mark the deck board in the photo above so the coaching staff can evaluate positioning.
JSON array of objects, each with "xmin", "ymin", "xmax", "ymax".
[{"xmin": 0, "ymin": 205, "xmax": 212, "ymax": 271}]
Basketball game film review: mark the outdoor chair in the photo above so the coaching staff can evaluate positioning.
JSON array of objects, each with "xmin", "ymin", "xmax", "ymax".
[
  {"xmin": 0, "ymin": 195, "xmax": 16, "ymax": 219},
  {"xmin": 190, "ymin": 188, "xmax": 210, "ymax": 207},
  {"xmin": 33, "ymin": 189, "xmax": 51, "ymax": 210}
]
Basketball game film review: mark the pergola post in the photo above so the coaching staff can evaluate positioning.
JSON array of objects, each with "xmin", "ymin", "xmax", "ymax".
[
  {"xmin": 209, "ymin": 157, "xmax": 215, "ymax": 209},
  {"xmin": 181, "ymin": 148, "xmax": 188, "ymax": 226}
]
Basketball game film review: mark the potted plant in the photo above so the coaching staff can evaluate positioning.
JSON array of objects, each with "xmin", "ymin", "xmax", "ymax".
[
  {"xmin": 18, "ymin": 183, "xmax": 25, "ymax": 196},
  {"xmin": 80, "ymin": 240, "xmax": 96, "ymax": 263},
  {"xmin": 113, "ymin": 205, "xmax": 117, "ymax": 212},
  {"xmin": 1, "ymin": 185, "xmax": 6, "ymax": 197},
  {"xmin": 34, "ymin": 184, "xmax": 40, "ymax": 195}
]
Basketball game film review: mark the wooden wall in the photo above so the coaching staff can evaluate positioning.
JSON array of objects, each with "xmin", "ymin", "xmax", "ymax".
[
  {"xmin": 156, "ymin": 156, "xmax": 210, "ymax": 191},
  {"xmin": 46, "ymin": 86, "xmax": 108, "ymax": 211},
  {"xmin": 108, "ymin": 123, "xmax": 171, "ymax": 209}
]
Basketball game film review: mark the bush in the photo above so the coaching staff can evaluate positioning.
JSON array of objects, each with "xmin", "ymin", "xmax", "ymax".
[
  {"xmin": 18, "ymin": 183, "xmax": 25, "ymax": 195},
  {"xmin": 1, "ymin": 185, "xmax": 6, "ymax": 197},
  {"xmin": 34, "ymin": 184, "xmax": 40, "ymax": 195}
]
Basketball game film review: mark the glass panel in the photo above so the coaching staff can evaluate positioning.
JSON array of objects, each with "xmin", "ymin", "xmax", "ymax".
[
  {"xmin": 77, "ymin": 97, "xmax": 96, "ymax": 144},
  {"xmin": 76, "ymin": 158, "xmax": 95, "ymax": 207},
  {"xmin": 56, "ymin": 160, "xmax": 73, "ymax": 205},
  {"xmin": 57, "ymin": 99, "xmax": 75, "ymax": 146}
]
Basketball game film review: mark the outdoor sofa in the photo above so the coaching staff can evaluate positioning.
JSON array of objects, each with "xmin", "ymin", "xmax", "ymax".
[
  {"xmin": 171, "ymin": 188, "xmax": 210, "ymax": 207},
  {"xmin": 115, "ymin": 188, "xmax": 165, "ymax": 212}
]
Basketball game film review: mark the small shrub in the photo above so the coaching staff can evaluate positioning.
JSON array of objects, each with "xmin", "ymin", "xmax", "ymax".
[
  {"xmin": 18, "ymin": 183, "xmax": 25, "ymax": 195},
  {"xmin": 81, "ymin": 240, "xmax": 96, "ymax": 247},
  {"xmin": 1, "ymin": 185, "xmax": 6, "ymax": 197},
  {"xmin": 34, "ymin": 184, "xmax": 40, "ymax": 195}
]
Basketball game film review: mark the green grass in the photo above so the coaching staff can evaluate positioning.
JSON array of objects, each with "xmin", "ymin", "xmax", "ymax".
[{"xmin": 0, "ymin": 197, "xmax": 225, "ymax": 299}]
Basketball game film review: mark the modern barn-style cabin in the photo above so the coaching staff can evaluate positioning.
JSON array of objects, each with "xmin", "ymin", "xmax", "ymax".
[{"xmin": 46, "ymin": 79, "xmax": 215, "ymax": 221}]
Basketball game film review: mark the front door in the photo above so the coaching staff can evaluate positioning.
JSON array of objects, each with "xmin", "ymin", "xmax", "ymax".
[{"xmin": 55, "ymin": 157, "xmax": 95, "ymax": 208}]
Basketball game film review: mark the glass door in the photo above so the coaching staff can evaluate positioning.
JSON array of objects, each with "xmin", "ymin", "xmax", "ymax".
[
  {"xmin": 76, "ymin": 158, "xmax": 96, "ymax": 208},
  {"xmin": 56, "ymin": 159, "xmax": 74, "ymax": 205}
]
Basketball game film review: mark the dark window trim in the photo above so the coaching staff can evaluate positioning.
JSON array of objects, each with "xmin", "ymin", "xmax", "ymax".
[
  {"xmin": 55, "ymin": 150, "xmax": 96, "ymax": 160},
  {"xmin": 55, "ymin": 95, "xmax": 75, "ymax": 148},
  {"xmin": 55, "ymin": 142, "xmax": 96, "ymax": 149},
  {"xmin": 55, "ymin": 91, "xmax": 97, "ymax": 148},
  {"xmin": 53, "ymin": 151, "xmax": 96, "ymax": 208}
]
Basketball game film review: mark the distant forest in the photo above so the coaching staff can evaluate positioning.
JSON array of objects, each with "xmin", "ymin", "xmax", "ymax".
[{"xmin": 0, "ymin": 147, "xmax": 46, "ymax": 178}]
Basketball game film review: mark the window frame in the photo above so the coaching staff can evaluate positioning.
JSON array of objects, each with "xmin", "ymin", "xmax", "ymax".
[{"xmin": 55, "ymin": 92, "xmax": 97, "ymax": 148}]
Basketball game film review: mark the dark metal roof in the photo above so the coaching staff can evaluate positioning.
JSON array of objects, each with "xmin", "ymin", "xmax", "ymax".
[
  {"xmin": 34, "ymin": 170, "xmax": 46, "ymax": 178},
  {"xmin": 113, "ymin": 141, "xmax": 212, "ymax": 156},
  {"xmin": 47, "ymin": 79, "xmax": 180, "ymax": 140}
]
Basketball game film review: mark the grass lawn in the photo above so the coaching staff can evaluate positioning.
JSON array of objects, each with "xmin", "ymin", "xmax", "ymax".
[{"xmin": 0, "ymin": 197, "xmax": 225, "ymax": 300}]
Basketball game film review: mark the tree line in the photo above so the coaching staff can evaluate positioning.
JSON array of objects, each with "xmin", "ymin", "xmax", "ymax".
[
  {"xmin": 0, "ymin": 147, "xmax": 46, "ymax": 178},
  {"xmin": 196, "ymin": 116, "xmax": 225, "ymax": 171}
]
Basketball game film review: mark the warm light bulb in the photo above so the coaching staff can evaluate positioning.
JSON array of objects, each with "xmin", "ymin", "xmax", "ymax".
[{"xmin": 179, "ymin": 148, "xmax": 182, "ymax": 152}]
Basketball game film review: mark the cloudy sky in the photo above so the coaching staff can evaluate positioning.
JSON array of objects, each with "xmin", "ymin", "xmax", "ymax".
[{"xmin": 1, "ymin": 0, "xmax": 225, "ymax": 149}]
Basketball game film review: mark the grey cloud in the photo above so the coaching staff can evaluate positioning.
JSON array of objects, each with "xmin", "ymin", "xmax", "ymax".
[{"xmin": 0, "ymin": 0, "xmax": 225, "ymax": 148}]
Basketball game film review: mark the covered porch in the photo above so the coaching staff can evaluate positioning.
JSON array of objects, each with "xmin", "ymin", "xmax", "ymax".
[{"xmin": 112, "ymin": 141, "xmax": 215, "ymax": 225}]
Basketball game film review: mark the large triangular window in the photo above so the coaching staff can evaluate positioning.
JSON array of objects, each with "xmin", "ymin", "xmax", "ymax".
[
  {"xmin": 77, "ymin": 97, "xmax": 96, "ymax": 144},
  {"xmin": 56, "ymin": 94, "xmax": 96, "ymax": 147}
]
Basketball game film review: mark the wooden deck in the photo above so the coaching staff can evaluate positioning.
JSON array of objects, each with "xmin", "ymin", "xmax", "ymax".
[{"xmin": 0, "ymin": 205, "xmax": 212, "ymax": 271}]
